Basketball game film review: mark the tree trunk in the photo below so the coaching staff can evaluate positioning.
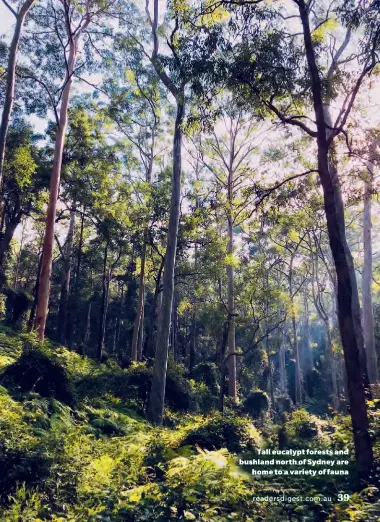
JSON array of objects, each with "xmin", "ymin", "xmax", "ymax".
[
  {"xmin": 0, "ymin": 0, "xmax": 35, "ymax": 217},
  {"xmin": 299, "ymin": 0, "xmax": 373, "ymax": 477},
  {"xmin": 34, "ymin": 38, "xmax": 77, "ymax": 340},
  {"xmin": 302, "ymin": 289, "xmax": 313, "ymax": 376},
  {"xmin": 189, "ymin": 241, "xmax": 198, "ymax": 372},
  {"xmin": 57, "ymin": 209, "xmax": 75, "ymax": 344},
  {"xmin": 27, "ymin": 249, "xmax": 42, "ymax": 332},
  {"xmin": 146, "ymin": 256, "xmax": 164, "ymax": 360},
  {"xmin": 362, "ymin": 161, "xmax": 378, "ymax": 383},
  {"xmin": 325, "ymin": 320, "xmax": 340, "ymax": 411},
  {"xmin": 97, "ymin": 242, "xmax": 109, "ymax": 360},
  {"xmin": 131, "ymin": 241, "xmax": 147, "ymax": 361},
  {"xmin": 147, "ymin": 95, "xmax": 185, "ymax": 425},
  {"xmin": 227, "ymin": 214, "xmax": 237, "ymax": 399},
  {"xmin": 71, "ymin": 209, "xmax": 85, "ymax": 346},
  {"xmin": 219, "ymin": 320, "xmax": 230, "ymax": 413},
  {"xmin": 83, "ymin": 299, "xmax": 92, "ymax": 350},
  {"xmin": 171, "ymin": 293, "xmax": 177, "ymax": 360},
  {"xmin": 279, "ymin": 343, "xmax": 287, "ymax": 394},
  {"xmin": 190, "ymin": 307, "xmax": 197, "ymax": 372},
  {"xmin": 265, "ymin": 331, "xmax": 275, "ymax": 416},
  {"xmin": 226, "ymin": 125, "xmax": 237, "ymax": 399},
  {"xmin": 137, "ymin": 304, "xmax": 144, "ymax": 361},
  {"xmin": 289, "ymin": 257, "xmax": 302, "ymax": 405}
]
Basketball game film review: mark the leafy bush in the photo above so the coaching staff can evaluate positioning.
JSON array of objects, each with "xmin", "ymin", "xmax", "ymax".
[
  {"xmin": 1, "ymin": 345, "xmax": 74, "ymax": 404},
  {"xmin": 76, "ymin": 362, "xmax": 196, "ymax": 413},
  {"xmin": 243, "ymin": 389, "xmax": 269, "ymax": 419},
  {"xmin": 284, "ymin": 409, "xmax": 333, "ymax": 449},
  {"xmin": 191, "ymin": 362, "xmax": 219, "ymax": 395},
  {"xmin": 181, "ymin": 412, "xmax": 260, "ymax": 453},
  {"xmin": 5, "ymin": 289, "xmax": 32, "ymax": 327},
  {"xmin": 189, "ymin": 379, "xmax": 218, "ymax": 413}
]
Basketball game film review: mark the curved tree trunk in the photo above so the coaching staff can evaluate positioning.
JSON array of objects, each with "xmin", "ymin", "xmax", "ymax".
[
  {"xmin": 299, "ymin": 0, "xmax": 373, "ymax": 478},
  {"xmin": 147, "ymin": 96, "xmax": 185, "ymax": 425}
]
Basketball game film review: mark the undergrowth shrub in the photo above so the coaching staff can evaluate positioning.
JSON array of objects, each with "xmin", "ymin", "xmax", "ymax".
[
  {"xmin": 181, "ymin": 412, "xmax": 261, "ymax": 453},
  {"xmin": 76, "ymin": 361, "xmax": 196, "ymax": 413},
  {"xmin": 243, "ymin": 389, "xmax": 269, "ymax": 419},
  {"xmin": 0, "ymin": 388, "xmax": 51, "ymax": 503},
  {"xmin": 191, "ymin": 362, "xmax": 219, "ymax": 395},
  {"xmin": 189, "ymin": 379, "xmax": 218, "ymax": 413},
  {"xmin": 284, "ymin": 409, "xmax": 333, "ymax": 449},
  {"xmin": 0, "ymin": 345, "xmax": 74, "ymax": 404}
]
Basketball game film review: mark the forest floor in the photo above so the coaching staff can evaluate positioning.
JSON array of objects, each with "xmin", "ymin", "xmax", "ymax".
[{"xmin": 0, "ymin": 326, "xmax": 380, "ymax": 521}]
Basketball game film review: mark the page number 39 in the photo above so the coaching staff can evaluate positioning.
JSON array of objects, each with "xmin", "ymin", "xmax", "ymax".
[{"xmin": 338, "ymin": 494, "xmax": 350, "ymax": 501}]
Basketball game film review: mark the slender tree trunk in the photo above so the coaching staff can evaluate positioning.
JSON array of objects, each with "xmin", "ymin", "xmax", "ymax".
[
  {"xmin": 171, "ymin": 294, "xmax": 177, "ymax": 360},
  {"xmin": 146, "ymin": 258, "xmax": 164, "ymax": 360},
  {"xmin": 279, "ymin": 343, "xmax": 287, "ymax": 394},
  {"xmin": 289, "ymin": 258, "xmax": 302, "ymax": 405},
  {"xmin": 27, "ymin": 249, "xmax": 42, "ymax": 331},
  {"xmin": 57, "ymin": 210, "xmax": 75, "ymax": 344},
  {"xmin": 189, "ymin": 241, "xmax": 198, "ymax": 371},
  {"xmin": 362, "ymin": 160, "xmax": 378, "ymax": 383},
  {"xmin": 83, "ymin": 299, "xmax": 92, "ymax": 350},
  {"xmin": 0, "ymin": 0, "xmax": 35, "ymax": 219},
  {"xmin": 71, "ymin": 209, "xmax": 84, "ymax": 345},
  {"xmin": 34, "ymin": 38, "xmax": 77, "ymax": 340},
  {"xmin": 325, "ymin": 321, "xmax": 339, "ymax": 411},
  {"xmin": 265, "ymin": 332, "xmax": 275, "ymax": 416},
  {"xmin": 137, "ymin": 304, "xmax": 144, "ymax": 361},
  {"xmin": 13, "ymin": 217, "xmax": 26, "ymax": 290},
  {"xmin": 302, "ymin": 290, "xmax": 313, "ymax": 375},
  {"xmin": 97, "ymin": 243, "xmax": 108, "ymax": 360},
  {"xmin": 132, "ymin": 138, "xmax": 154, "ymax": 361},
  {"xmin": 299, "ymin": 0, "xmax": 373, "ymax": 477},
  {"xmin": 227, "ymin": 214, "xmax": 237, "ymax": 399},
  {"xmin": 226, "ymin": 125, "xmax": 237, "ymax": 399},
  {"xmin": 219, "ymin": 320, "xmax": 230, "ymax": 413},
  {"xmin": 147, "ymin": 95, "xmax": 185, "ymax": 425},
  {"xmin": 115, "ymin": 284, "xmax": 123, "ymax": 353},
  {"xmin": 190, "ymin": 307, "xmax": 197, "ymax": 372},
  {"xmin": 131, "ymin": 241, "xmax": 147, "ymax": 361}
]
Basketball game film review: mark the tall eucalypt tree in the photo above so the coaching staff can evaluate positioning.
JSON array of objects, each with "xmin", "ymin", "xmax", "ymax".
[
  {"xmin": 0, "ymin": 0, "xmax": 36, "ymax": 222},
  {"xmin": 119, "ymin": 0, "xmax": 222, "ymax": 425},
  {"xmin": 26, "ymin": 0, "xmax": 114, "ymax": 341},
  {"xmin": 220, "ymin": 0, "xmax": 380, "ymax": 477},
  {"xmin": 144, "ymin": 0, "xmax": 186, "ymax": 425}
]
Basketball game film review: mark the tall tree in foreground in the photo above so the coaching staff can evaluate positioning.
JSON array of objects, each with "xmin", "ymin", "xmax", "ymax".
[
  {"xmin": 144, "ymin": 0, "xmax": 186, "ymax": 424},
  {"xmin": 217, "ymin": 0, "xmax": 379, "ymax": 477},
  {"xmin": 32, "ymin": 0, "xmax": 112, "ymax": 340}
]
